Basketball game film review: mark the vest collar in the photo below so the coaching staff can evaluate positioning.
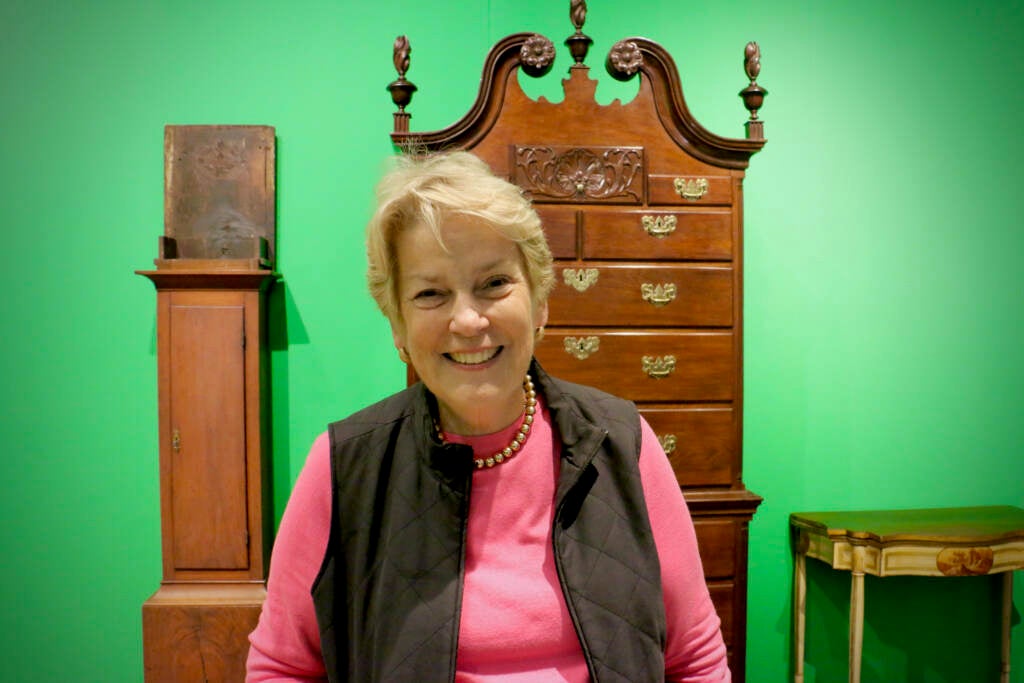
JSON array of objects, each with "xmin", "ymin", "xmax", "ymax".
[
  {"xmin": 529, "ymin": 360, "xmax": 609, "ymax": 507},
  {"xmin": 409, "ymin": 382, "xmax": 476, "ymax": 487},
  {"xmin": 531, "ymin": 359, "xmax": 608, "ymax": 467}
]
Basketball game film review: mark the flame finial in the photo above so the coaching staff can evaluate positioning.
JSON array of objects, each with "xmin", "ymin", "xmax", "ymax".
[
  {"xmin": 387, "ymin": 35, "xmax": 418, "ymax": 132},
  {"xmin": 570, "ymin": 0, "xmax": 586, "ymax": 31},
  {"xmin": 565, "ymin": 0, "xmax": 592, "ymax": 64},
  {"xmin": 739, "ymin": 41, "xmax": 767, "ymax": 139}
]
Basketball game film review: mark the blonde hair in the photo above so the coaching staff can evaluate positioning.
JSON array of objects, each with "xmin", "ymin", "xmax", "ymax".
[{"xmin": 366, "ymin": 151, "xmax": 554, "ymax": 323}]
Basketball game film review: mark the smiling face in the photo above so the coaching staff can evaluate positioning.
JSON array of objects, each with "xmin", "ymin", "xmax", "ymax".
[{"xmin": 391, "ymin": 215, "xmax": 548, "ymax": 436}]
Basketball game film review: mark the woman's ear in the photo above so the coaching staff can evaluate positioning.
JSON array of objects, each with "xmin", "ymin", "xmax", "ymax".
[
  {"xmin": 391, "ymin": 323, "xmax": 410, "ymax": 364},
  {"xmin": 390, "ymin": 319, "xmax": 406, "ymax": 353},
  {"xmin": 536, "ymin": 300, "xmax": 549, "ymax": 330},
  {"xmin": 533, "ymin": 301, "xmax": 549, "ymax": 343}
]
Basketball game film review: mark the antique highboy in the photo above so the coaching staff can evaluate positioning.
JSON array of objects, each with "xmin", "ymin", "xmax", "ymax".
[{"xmin": 387, "ymin": 3, "xmax": 767, "ymax": 678}]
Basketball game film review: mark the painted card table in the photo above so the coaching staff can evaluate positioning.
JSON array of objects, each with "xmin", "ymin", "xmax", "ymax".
[{"xmin": 790, "ymin": 506, "xmax": 1024, "ymax": 683}]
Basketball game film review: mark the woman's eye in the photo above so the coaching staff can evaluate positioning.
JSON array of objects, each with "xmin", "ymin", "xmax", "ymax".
[
  {"xmin": 483, "ymin": 276, "xmax": 511, "ymax": 291},
  {"xmin": 412, "ymin": 289, "xmax": 445, "ymax": 305}
]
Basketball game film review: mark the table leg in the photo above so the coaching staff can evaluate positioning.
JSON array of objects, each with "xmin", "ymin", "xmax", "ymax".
[
  {"xmin": 849, "ymin": 546, "xmax": 866, "ymax": 683},
  {"xmin": 793, "ymin": 550, "xmax": 806, "ymax": 683},
  {"xmin": 1001, "ymin": 571, "xmax": 1013, "ymax": 683}
]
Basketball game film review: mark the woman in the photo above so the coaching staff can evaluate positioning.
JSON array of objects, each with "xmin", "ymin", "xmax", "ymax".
[{"xmin": 247, "ymin": 151, "xmax": 730, "ymax": 682}]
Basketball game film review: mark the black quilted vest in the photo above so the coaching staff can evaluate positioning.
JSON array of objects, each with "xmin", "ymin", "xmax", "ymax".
[{"xmin": 311, "ymin": 361, "xmax": 667, "ymax": 682}]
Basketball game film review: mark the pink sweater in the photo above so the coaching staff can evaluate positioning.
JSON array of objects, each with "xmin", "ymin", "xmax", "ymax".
[{"xmin": 247, "ymin": 395, "xmax": 730, "ymax": 682}]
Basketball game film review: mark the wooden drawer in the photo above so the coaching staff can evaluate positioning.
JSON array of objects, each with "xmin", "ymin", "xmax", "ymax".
[
  {"xmin": 707, "ymin": 581, "xmax": 735, "ymax": 645},
  {"xmin": 535, "ymin": 206, "xmax": 577, "ymax": 259},
  {"xmin": 536, "ymin": 330, "xmax": 735, "ymax": 401},
  {"xmin": 512, "ymin": 145, "xmax": 645, "ymax": 205},
  {"xmin": 693, "ymin": 519, "xmax": 738, "ymax": 579},
  {"xmin": 583, "ymin": 208, "xmax": 733, "ymax": 261},
  {"xmin": 551, "ymin": 263, "xmax": 733, "ymax": 327},
  {"xmin": 639, "ymin": 405, "xmax": 737, "ymax": 487},
  {"xmin": 648, "ymin": 174, "xmax": 733, "ymax": 206}
]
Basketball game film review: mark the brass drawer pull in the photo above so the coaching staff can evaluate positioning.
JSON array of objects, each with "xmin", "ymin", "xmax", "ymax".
[
  {"xmin": 673, "ymin": 177, "xmax": 708, "ymax": 201},
  {"xmin": 563, "ymin": 268, "xmax": 599, "ymax": 292},
  {"xmin": 172, "ymin": 429, "xmax": 181, "ymax": 452},
  {"xmin": 564, "ymin": 336, "xmax": 600, "ymax": 360},
  {"xmin": 657, "ymin": 434, "xmax": 677, "ymax": 454},
  {"xmin": 640, "ymin": 282, "xmax": 677, "ymax": 307},
  {"xmin": 642, "ymin": 215, "xmax": 677, "ymax": 238},
  {"xmin": 642, "ymin": 355, "xmax": 676, "ymax": 378}
]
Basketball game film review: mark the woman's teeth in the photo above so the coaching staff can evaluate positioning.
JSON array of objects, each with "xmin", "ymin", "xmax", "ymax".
[{"xmin": 448, "ymin": 348, "xmax": 500, "ymax": 364}]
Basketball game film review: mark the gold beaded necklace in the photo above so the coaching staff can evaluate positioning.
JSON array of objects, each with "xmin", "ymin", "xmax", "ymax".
[{"xmin": 434, "ymin": 373, "xmax": 537, "ymax": 469}]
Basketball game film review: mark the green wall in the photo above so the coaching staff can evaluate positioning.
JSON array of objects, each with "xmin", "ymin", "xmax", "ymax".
[{"xmin": 2, "ymin": 1, "xmax": 1021, "ymax": 680}]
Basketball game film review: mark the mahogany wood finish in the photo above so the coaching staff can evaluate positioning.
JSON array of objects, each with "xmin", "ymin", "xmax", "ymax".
[
  {"xmin": 137, "ymin": 267, "xmax": 273, "ymax": 682},
  {"xmin": 137, "ymin": 125, "xmax": 276, "ymax": 682},
  {"xmin": 387, "ymin": 3, "xmax": 766, "ymax": 678},
  {"xmin": 142, "ymin": 584, "xmax": 267, "ymax": 681}
]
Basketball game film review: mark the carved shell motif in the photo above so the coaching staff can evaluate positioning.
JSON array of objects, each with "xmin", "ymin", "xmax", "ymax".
[{"xmin": 516, "ymin": 146, "xmax": 643, "ymax": 202}]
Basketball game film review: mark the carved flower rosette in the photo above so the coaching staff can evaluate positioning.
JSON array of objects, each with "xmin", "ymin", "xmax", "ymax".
[
  {"xmin": 607, "ymin": 40, "xmax": 643, "ymax": 80},
  {"xmin": 520, "ymin": 35, "xmax": 555, "ymax": 76}
]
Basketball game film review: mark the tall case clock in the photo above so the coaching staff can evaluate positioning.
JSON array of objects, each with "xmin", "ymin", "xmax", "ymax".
[{"xmin": 136, "ymin": 124, "xmax": 276, "ymax": 682}]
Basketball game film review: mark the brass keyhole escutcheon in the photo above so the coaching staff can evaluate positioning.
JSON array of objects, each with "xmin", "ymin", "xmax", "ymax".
[
  {"xmin": 563, "ymin": 336, "xmax": 600, "ymax": 360},
  {"xmin": 563, "ymin": 268, "xmax": 599, "ymax": 293}
]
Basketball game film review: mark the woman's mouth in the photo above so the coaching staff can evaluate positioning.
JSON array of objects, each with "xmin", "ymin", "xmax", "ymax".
[{"xmin": 446, "ymin": 347, "xmax": 502, "ymax": 365}]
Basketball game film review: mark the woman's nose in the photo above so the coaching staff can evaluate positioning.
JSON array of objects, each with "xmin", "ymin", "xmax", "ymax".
[{"xmin": 449, "ymin": 294, "xmax": 489, "ymax": 335}]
